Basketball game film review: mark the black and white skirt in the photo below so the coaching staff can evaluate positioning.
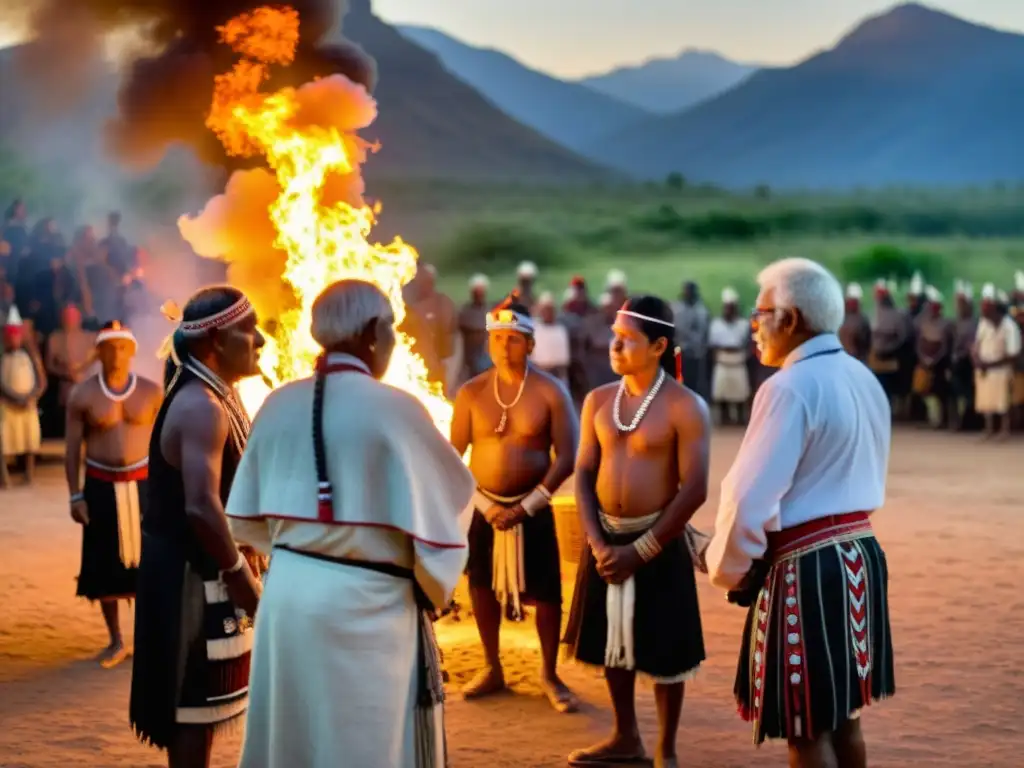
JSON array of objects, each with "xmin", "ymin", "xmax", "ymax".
[{"xmin": 735, "ymin": 512, "xmax": 895, "ymax": 745}]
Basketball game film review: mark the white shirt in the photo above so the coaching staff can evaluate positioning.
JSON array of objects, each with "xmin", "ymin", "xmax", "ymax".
[
  {"xmin": 974, "ymin": 315, "xmax": 1021, "ymax": 364},
  {"xmin": 709, "ymin": 317, "xmax": 748, "ymax": 349},
  {"xmin": 705, "ymin": 333, "xmax": 892, "ymax": 590},
  {"xmin": 530, "ymin": 322, "xmax": 571, "ymax": 368}
]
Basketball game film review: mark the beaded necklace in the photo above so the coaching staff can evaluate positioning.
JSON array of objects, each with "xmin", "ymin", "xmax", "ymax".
[{"xmin": 613, "ymin": 367, "xmax": 666, "ymax": 432}]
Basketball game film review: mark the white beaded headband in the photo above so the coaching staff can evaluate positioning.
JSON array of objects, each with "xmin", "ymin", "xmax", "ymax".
[
  {"xmin": 95, "ymin": 327, "xmax": 137, "ymax": 346},
  {"xmin": 486, "ymin": 308, "xmax": 535, "ymax": 335},
  {"xmin": 616, "ymin": 309, "xmax": 675, "ymax": 328}
]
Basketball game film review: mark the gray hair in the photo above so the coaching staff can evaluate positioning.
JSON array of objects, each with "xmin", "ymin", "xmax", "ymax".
[
  {"xmin": 310, "ymin": 279, "xmax": 394, "ymax": 349},
  {"xmin": 756, "ymin": 258, "xmax": 845, "ymax": 335}
]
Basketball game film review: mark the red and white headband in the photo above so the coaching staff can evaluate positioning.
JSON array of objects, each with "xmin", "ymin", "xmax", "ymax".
[{"xmin": 161, "ymin": 291, "xmax": 254, "ymax": 337}]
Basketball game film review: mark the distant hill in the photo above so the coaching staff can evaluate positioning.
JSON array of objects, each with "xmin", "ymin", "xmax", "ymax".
[
  {"xmin": 335, "ymin": 1, "xmax": 607, "ymax": 182},
  {"xmin": 396, "ymin": 24, "xmax": 649, "ymax": 156},
  {"xmin": 587, "ymin": 3, "xmax": 1024, "ymax": 188},
  {"xmin": 578, "ymin": 49, "xmax": 759, "ymax": 114}
]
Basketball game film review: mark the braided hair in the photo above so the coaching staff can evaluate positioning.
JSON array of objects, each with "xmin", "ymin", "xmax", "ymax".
[{"xmin": 620, "ymin": 294, "xmax": 682, "ymax": 382}]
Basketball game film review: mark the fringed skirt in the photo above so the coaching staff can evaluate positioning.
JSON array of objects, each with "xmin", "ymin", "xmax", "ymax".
[
  {"xmin": 76, "ymin": 459, "xmax": 146, "ymax": 601},
  {"xmin": 130, "ymin": 531, "xmax": 254, "ymax": 749},
  {"xmin": 735, "ymin": 512, "xmax": 895, "ymax": 745},
  {"xmin": 563, "ymin": 512, "xmax": 705, "ymax": 682}
]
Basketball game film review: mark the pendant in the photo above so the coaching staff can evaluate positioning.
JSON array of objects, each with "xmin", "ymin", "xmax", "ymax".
[{"xmin": 495, "ymin": 408, "xmax": 508, "ymax": 434}]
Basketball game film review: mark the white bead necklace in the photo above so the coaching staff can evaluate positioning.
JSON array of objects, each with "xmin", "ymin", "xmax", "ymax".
[
  {"xmin": 613, "ymin": 368, "xmax": 665, "ymax": 432},
  {"xmin": 100, "ymin": 372, "xmax": 137, "ymax": 403},
  {"xmin": 493, "ymin": 367, "xmax": 529, "ymax": 434}
]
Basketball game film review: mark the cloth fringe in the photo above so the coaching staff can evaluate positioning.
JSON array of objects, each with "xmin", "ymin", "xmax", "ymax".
[
  {"xmin": 600, "ymin": 511, "xmax": 660, "ymax": 672},
  {"xmin": 480, "ymin": 489, "xmax": 530, "ymax": 620}
]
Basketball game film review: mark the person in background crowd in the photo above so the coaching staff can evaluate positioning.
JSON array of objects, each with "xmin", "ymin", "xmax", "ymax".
[
  {"xmin": 100, "ymin": 211, "xmax": 134, "ymax": 277},
  {"xmin": 839, "ymin": 283, "xmax": 872, "ymax": 362},
  {"xmin": 44, "ymin": 304, "xmax": 97, "ymax": 437},
  {"xmin": 709, "ymin": 287, "xmax": 750, "ymax": 425},
  {"xmin": 66, "ymin": 225, "xmax": 103, "ymax": 320},
  {"xmin": 560, "ymin": 281, "xmax": 591, "ymax": 408},
  {"xmin": 28, "ymin": 249, "xmax": 81, "ymax": 337},
  {"xmin": 531, "ymin": 291, "xmax": 572, "ymax": 385},
  {"xmin": 973, "ymin": 284, "xmax": 1021, "ymax": 441},
  {"xmin": 913, "ymin": 286, "xmax": 954, "ymax": 428},
  {"xmin": 869, "ymin": 280, "xmax": 908, "ymax": 418},
  {"xmin": 516, "ymin": 261, "xmax": 539, "ymax": 312},
  {"xmin": 905, "ymin": 272, "xmax": 926, "ymax": 327},
  {"xmin": 459, "ymin": 273, "xmax": 492, "ymax": 383},
  {"xmin": 0, "ymin": 241, "xmax": 12, "ymax": 283},
  {"xmin": 949, "ymin": 280, "xmax": 979, "ymax": 431},
  {"xmin": 562, "ymin": 275, "xmax": 594, "ymax": 317},
  {"xmin": 1, "ymin": 273, "xmax": 16, "ymax": 324},
  {"xmin": 901, "ymin": 273, "xmax": 925, "ymax": 421},
  {"xmin": 2, "ymin": 199, "xmax": 30, "ymax": 272},
  {"xmin": 407, "ymin": 263, "xmax": 457, "ymax": 395},
  {"xmin": 1, "ymin": 307, "xmax": 46, "ymax": 487},
  {"xmin": 581, "ymin": 292, "xmax": 618, "ymax": 393},
  {"xmin": 671, "ymin": 281, "xmax": 710, "ymax": 401},
  {"xmin": 605, "ymin": 270, "xmax": 628, "ymax": 310}
]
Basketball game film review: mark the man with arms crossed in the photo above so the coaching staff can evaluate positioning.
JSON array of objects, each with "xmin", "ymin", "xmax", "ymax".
[
  {"xmin": 706, "ymin": 258, "xmax": 895, "ymax": 768},
  {"xmin": 451, "ymin": 293, "xmax": 580, "ymax": 713},
  {"xmin": 563, "ymin": 295, "xmax": 710, "ymax": 768},
  {"xmin": 129, "ymin": 286, "xmax": 265, "ymax": 768},
  {"xmin": 66, "ymin": 321, "xmax": 162, "ymax": 667}
]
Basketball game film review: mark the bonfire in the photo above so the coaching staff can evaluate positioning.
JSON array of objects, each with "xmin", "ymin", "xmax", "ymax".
[{"xmin": 179, "ymin": 5, "xmax": 452, "ymax": 433}]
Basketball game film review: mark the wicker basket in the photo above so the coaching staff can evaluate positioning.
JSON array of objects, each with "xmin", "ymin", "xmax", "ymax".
[{"xmin": 552, "ymin": 493, "xmax": 584, "ymax": 566}]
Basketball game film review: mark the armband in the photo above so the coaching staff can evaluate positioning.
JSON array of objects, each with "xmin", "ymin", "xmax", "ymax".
[
  {"xmin": 70, "ymin": 492, "xmax": 85, "ymax": 504},
  {"xmin": 633, "ymin": 530, "xmax": 662, "ymax": 563},
  {"xmin": 520, "ymin": 485, "xmax": 553, "ymax": 516},
  {"xmin": 224, "ymin": 551, "xmax": 246, "ymax": 574}
]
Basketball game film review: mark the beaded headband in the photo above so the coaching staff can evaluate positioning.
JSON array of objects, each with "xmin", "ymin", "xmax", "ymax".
[
  {"xmin": 95, "ymin": 323, "xmax": 137, "ymax": 347},
  {"xmin": 616, "ymin": 309, "xmax": 675, "ymax": 328},
  {"xmin": 486, "ymin": 308, "xmax": 534, "ymax": 335},
  {"xmin": 178, "ymin": 296, "xmax": 254, "ymax": 336}
]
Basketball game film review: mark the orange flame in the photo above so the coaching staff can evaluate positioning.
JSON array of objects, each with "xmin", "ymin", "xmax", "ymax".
[{"xmin": 199, "ymin": 5, "xmax": 452, "ymax": 433}]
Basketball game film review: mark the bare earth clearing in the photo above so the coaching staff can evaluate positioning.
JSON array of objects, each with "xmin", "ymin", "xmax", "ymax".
[{"xmin": 1, "ymin": 430, "xmax": 1022, "ymax": 767}]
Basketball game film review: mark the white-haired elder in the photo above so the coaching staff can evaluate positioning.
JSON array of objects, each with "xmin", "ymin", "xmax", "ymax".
[
  {"xmin": 227, "ymin": 279, "xmax": 475, "ymax": 768},
  {"xmin": 705, "ymin": 258, "xmax": 894, "ymax": 767}
]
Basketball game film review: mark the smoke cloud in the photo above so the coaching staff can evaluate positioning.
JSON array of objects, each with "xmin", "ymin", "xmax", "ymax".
[{"xmin": 3, "ymin": 0, "xmax": 376, "ymax": 169}]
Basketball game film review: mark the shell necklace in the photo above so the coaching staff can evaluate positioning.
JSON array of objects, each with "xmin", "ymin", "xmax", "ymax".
[
  {"xmin": 100, "ymin": 372, "xmax": 137, "ymax": 403},
  {"xmin": 493, "ymin": 367, "xmax": 529, "ymax": 434},
  {"xmin": 613, "ymin": 368, "xmax": 665, "ymax": 432}
]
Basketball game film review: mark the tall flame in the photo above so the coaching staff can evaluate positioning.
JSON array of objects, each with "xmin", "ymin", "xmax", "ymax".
[{"xmin": 193, "ymin": 6, "xmax": 451, "ymax": 432}]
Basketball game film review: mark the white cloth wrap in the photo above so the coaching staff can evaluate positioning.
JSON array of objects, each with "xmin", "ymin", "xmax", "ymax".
[
  {"xmin": 476, "ymin": 489, "xmax": 530, "ymax": 618},
  {"xmin": 600, "ymin": 510, "xmax": 661, "ymax": 671}
]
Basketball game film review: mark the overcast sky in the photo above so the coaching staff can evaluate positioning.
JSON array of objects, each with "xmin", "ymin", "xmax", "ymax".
[{"xmin": 373, "ymin": 0, "xmax": 1024, "ymax": 77}]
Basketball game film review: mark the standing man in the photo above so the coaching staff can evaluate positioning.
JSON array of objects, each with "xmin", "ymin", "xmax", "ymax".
[
  {"xmin": 706, "ymin": 258, "xmax": 894, "ymax": 767},
  {"xmin": 949, "ymin": 281, "xmax": 979, "ymax": 431},
  {"xmin": 458, "ymin": 274, "xmax": 491, "ymax": 384},
  {"xmin": 530, "ymin": 292, "xmax": 572, "ymax": 385},
  {"xmin": 451, "ymin": 293, "xmax": 580, "ymax": 713},
  {"xmin": 45, "ymin": 304, "xmax": 97, "ymax": 436},
  {"xmin": 913, "ymin": 287, "xmax": 953, "ymax": 428},
  {"xmin": 709, "ymin": 287, "xmax": 750, "ymax": 425},
  {"xmin": 129, "ymin": 286, "xmax": 265, "ymax": 767},
  {"xmin": 563, "ymin": 295, "xmax": 710, "ymax": 768},
  {"xmin": 839, "ymin": 283, "xmax": 872, "ymax": 362},
  {"xmin": 515, "ymin": 261, "xmax": 539, "ymax": 312},
  {"xmin": 671, "ymin": 281, "xmax": 710, "ymax": 400},
  {"xmin": 869, "ymin": 280, "xmax": 908, "ymax": 417},
  {"xmin": 581, "ymin": 293, "xmax": 618, "ymax": 393},
  {"xmin": 1, "ymin": 306, "xmax": 46, "ymax": 487},
  {"xmin": 65, "ymin": 321, "xmax": 162, "ymax": 667},
  {"xmin": 973, "ymin": 285, "xmax": 1021, "ymax": 441},
  {"xmin": 408, "ymin": 264, "xmax": 458, "ymax": 395},
  {"xmin": 227, "ymin": 280, "xmax": 474, "ymax": 768}
]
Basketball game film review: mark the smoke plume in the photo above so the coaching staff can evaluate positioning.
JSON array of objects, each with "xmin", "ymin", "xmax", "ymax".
[{"xmin": 3, "ymin": 0, "xmax": 376, "ymax": 169}]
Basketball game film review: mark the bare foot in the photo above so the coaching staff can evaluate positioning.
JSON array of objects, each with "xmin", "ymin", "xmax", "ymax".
[
  {"xmin": 539, "ymin": 675, "xmax": 580, "ymax": 713},
  {"xmin": 462, "ymin": 665, "xmax": 506, "ymax": 699},
  {"xmin": 654, "ymin": 755, "xmax": 678, "ymax": 768},
  {"xmin": 98, "ymin": 641, "xmax": 128, "ymax": 669},
  {"xmin": 568, "ymin": 734, "xmax": 651, "ymax": 766}
]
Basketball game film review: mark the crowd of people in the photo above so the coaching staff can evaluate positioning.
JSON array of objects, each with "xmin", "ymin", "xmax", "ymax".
[{"xmin": 1, "ymin": 197, "xmax": 153, "ymax": 485}]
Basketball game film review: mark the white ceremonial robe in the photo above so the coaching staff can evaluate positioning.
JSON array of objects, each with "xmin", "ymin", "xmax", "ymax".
[
  {"xmin": 974, "ymin": 316, "xmax": 1021, "ymax": 414},
  {"xmin": 227, "ymin": 360, "xmax": 475, "ymax": 768},
  {"xmin": 709, "ymin": 318, "xmax": 750, "ymax": 403},
  {"xmin": 0, "ymin": 349, "xmax": 41, "ymax": 456}
]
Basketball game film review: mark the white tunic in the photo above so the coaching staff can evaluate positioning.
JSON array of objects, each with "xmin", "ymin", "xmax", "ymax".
[
  {"xmin": 0, "ymin": 349, "xmax": 41, "ymax": 456},
  {"xmin": 227, "ymin": 355, "xmax": 474, "ymax": 768},
  {"xmin": 530, "ymin": 322, "xmax": 571, "ymax": 370},
  {"xmin": 973, "ymin": 315, "xmax": 1021, "ymax": 414},
  {"xmin": 709, "ymin": 317, "xmax": 750, "ymax": 403}
]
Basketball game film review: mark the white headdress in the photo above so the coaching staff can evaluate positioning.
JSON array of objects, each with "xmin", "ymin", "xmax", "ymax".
[
  {"xmin": 96, "ymin": 320, "xmax": 138, "ymax": 348},
  {"xmin": 1015, "ymin": 271, "xmax": 1024, "ymax": 292},
  {"xmin": 517, "ymin": 261, "xmax": 538, "ymax": 278},
  {"xmin": 925, "ymin": 286, "xmax": 942, "ymax": 303},
  {"xmin": 468, "ymin": 273, "xmax": 489, "ymax": 289},
  {"xmin": 537, "ymin": 291, "xmax": 554, "ymax": 307},
  {"xmin": 846, "ymin": 283, "xmax": 863, "ymax": 300},
  {"xmin": 909, "ymin": 271, "xmax": 924, "ymax": 295},
  {"xmin": 962, "ymin": 282, "xmax": 974, "ymax": 300},
  {"xmin": 605, "ymin": 269, "xmax": 627, "ymax": 289},
  {"xmin": 721, "ymin": 287, "xmax": 739, "ymax": 304},
  {"xmin": 4, "ymin": 305, "xmax": 22, "ymax": 327},
  {"xmin": 981, "ymin": 283, "xmax": 996, "ymax": 300},
  {"xmin": 598, "ymin": 292, "xmax": 613, "ymax": 307}
]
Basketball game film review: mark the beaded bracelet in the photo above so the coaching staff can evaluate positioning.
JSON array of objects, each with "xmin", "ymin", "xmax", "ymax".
[
  {"xmin": 224, "ymin": 551, "xmax": 246, "ymax": 574},
  {"xmin": 70, "ymin": 492, "xmax": 85, "ymax": 504},
  {"xmin": 520, "ymin": 485, "xmax": 552, "ymax": 516},
  {"xmin": 633, "ymin": 531, "xmax": 663, "ymax": 562}
]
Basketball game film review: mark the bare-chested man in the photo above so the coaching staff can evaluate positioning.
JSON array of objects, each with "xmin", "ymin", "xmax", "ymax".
[
  {"xmin": 46, "ymin": 304, "xmax": 97, "ymax": 410},
  {"xmin": 563, "ymin": 295, "xmax": 710, "ymax": 768},
  {"xmin": 65, "ymin": 321, "xmax": 162, "ymax": 667},
  {"xmin": 451, "ymin": 293, "xmax": 580, "ymax": 713},
  {"xmin": 129, "ymin": 286, "xmax": 264, "ymax": 768}
]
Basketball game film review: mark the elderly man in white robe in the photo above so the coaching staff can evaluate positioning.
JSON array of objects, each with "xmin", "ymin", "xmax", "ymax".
[
  {"xmin": 226, "ymin": 279, "xmax": 475, "ymax": 768},
  {"xmin": 705, "ymin": 258, "xmax": 895, "ymax": 768}
]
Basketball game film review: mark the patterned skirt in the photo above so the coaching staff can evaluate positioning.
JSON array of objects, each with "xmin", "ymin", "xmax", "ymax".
[{"xmin": 735, "ymin": 513, "xmax": 895, "ymax": 745}]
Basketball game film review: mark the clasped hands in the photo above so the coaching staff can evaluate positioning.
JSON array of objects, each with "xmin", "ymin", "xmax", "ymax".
[
  {"xmin": 591, "ymin": 540, "xmax": 642, "ymax": 585},
  {"xmin": 482, "ymin": 502, "xmax": 528, "ymax": 531}
]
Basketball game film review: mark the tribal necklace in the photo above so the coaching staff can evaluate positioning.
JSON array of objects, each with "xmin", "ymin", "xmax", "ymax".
[
  {"xmin": 613, "ymin": 368, "xmax": 666, "ymax": 432},
  {"xmin": 100, "ymin": 372, "xmax": 137, "ymax": 403},
  {"xmin": 493, "ymin": 367, "xmax": 528, "ymax": 434}
]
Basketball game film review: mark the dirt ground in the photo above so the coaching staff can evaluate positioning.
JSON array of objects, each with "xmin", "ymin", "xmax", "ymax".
[{"xmin": 1, "ymin": 429, "xmax": 1022, "ymax": 767}]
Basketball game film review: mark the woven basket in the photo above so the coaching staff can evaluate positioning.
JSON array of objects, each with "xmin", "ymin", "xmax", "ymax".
[{"xmin": 552, "ymin": 493, "xmax": 584, "ymax": 566}]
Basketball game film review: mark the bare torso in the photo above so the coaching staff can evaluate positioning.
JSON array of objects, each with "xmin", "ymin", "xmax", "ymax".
[
  {"xmin": 591, "ymin": 382, "xmax": 685, "ymax": 518},
  {"xmin": 460, "ymin": 368, "xmax": 559, "ymax": 496},
  {"xmin": 79, "ymin": 374, "xmax": 162, "ymax": 465}
]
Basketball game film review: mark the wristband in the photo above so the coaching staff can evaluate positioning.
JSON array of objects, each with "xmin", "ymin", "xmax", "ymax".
[
  {"xmin": 520, "ymin": 485, "xmax": 552, "ymax": 516},
  {"xmin": 224, "ymin": 551, "xmax": 245, "ymax": 574},
  {"xmin": 70, "ymin": 492, "xmax": 85, "ymax": 504},
  {"xmin": 633, "ymin": 531, "xmax": 662, "ymax": 563}
]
